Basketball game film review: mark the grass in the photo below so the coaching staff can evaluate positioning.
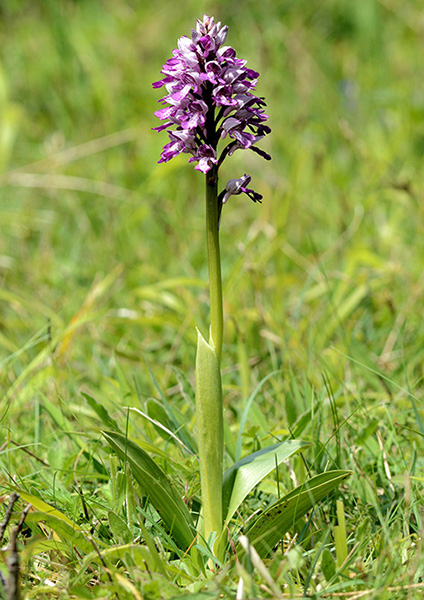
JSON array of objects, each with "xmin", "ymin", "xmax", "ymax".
[{"xmin": 1, "ymin": 0, "xmax": 424, "ymax": 597}]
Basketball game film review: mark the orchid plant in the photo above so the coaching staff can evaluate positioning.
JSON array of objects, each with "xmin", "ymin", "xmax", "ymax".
[
  {"xmin": 103, "ymin": 15, "xmax": 350, "ymax": 568},
  {"xmin": 153, "ymin": 14, "xmax": 270, "ymax": 548}
]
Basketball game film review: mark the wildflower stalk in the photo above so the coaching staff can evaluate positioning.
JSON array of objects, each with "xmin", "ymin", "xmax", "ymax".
[
  {"xmin": 205, "ymin": 167, "xmax": 223, "ymax": 362},
  {"xmin": 192, "ymin": 164, "xmax": 225, "ymax": 547},
  {"xmin": 153, "ymin": 13, "xmax": 271, "ymax": 554}
]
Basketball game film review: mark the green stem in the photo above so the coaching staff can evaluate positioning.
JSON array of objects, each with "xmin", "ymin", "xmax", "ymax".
[
  {"xmin": 195, "ymin": 330, "xmax": 223, "ymax": 545},
  {"xmin": 194, "ymin": 167, "xmax": 224, "ymax": 551},
  {"xmin": 205, "ymin": 168, "xmax": 223, "ymax": 363}
]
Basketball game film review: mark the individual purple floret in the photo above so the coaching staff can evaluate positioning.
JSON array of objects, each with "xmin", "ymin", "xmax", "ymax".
[
  {"xmin": 219, "ymin": 174, "xmax": 263, "ymax": 204},
  {"xmin": 153, "ymin": 15, "xmax": 271, "ymax": 204}
]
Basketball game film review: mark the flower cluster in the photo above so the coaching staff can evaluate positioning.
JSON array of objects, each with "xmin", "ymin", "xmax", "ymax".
[{"xmin": 153, "ymin": 15, "xmax": 270, "ymax": 203}]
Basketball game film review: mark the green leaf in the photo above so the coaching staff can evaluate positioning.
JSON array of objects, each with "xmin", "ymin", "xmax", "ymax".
[
  {"xmin": 108, "ymin": 510, "xmax": 132, "ymax": 544},
  {"xmin": 137, "ymin": 512, "xmax": 169, "ymax": 577},
  {"xmin": 22, "ymin": 538, "xmax": 70, "ymax": 560},
  {"xmin": 146, "ymin": 398, "xmax": 177, "ymax": 439},
  {"xmin": 102, "ymin": 430, "xmax": 195, "ymax": 551},
  {"xmin": 10, "ymin": 488, "xmax": 82, "ymax": 530},
  {"xmin": 129, "ymin": 406, "xmax": 194, "ymax": 456},
  {"xmin": 25, "ymin": 511, "xmax": 93, "ymax": 554},
  {"xmin": 82, "ymin": 391, "xmax": 119, "ymax": 431},
  {"xmin": 290, "ymin": 408, "xmax": 313, "ymax": 439},
  {"xmin": 321, "ymin": 547, "xmax": 337, "ymax": 582},
  {"xmin": 241, "ymin": 470, "xmax": 352, "ymax": 557},
  {"xmin": 40, "ymin": 394, "xmax": 108, "ymax": 476},
  {"xmin": 223, "ymin": 440, "xmax": 310, "ymax": 524}
]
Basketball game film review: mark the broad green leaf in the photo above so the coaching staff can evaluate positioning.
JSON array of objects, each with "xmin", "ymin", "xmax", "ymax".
[
  {"xmin": 241, "ymin": 470, "xmax": 352, "ymax": 557},
  {"xmin": 223, "ymin": 440, "xmax": 310, "ymax": 524},
  {"xmin": 102, "ymin": 430, "xmax": 195, "ymax": 551}
]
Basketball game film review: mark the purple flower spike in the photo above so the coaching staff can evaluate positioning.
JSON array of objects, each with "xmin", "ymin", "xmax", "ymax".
[{"xmin": 153, "ymin": 15, "xmax": 270, "ymax": 203}]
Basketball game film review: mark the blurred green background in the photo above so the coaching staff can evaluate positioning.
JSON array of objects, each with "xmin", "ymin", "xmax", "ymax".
[{"xmin": 1, "ymin": 0, "xmax": 423, "ymax": 414}]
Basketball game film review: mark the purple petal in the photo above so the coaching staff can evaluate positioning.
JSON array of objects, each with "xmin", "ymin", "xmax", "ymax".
[
  {"xmin": 152, "ymin": 121, "xmax": 172, "ymax": 132},
  {"xmin": 194, "ymin": 158, "xmax": 213, "ymax": 173},
  {"xmin": 154, "ymin": 106, "xmax": 176, "ymax": 120},
  {"xmin": 178, "ymin": 36, "xmax": 196, "ymax": 53}
]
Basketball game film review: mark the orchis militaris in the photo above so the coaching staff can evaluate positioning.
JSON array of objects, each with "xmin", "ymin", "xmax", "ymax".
[
  {"xmin": 153, "ymin": 15, "xmax": 270, "ymax": 550},
  {"xmin": 153, "ymin": 16, "xmax": 270, "ymax": 177}
]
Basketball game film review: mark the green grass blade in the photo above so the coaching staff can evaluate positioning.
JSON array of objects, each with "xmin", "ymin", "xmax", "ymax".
[
  {"xmin": 10, "ymin": 488, "xmax": 83, "ymax": 530},
  {"xmin": 40, "ymin": 394, "xmax": 108, "ymax": 476},
  {"xmin": 136, "ymin": 513, "xmax": 169, "ymax": 577},
  {"xmin": 82, "ymin": 391, "xmax": 119, "ymax": 431},
  {"xmin": 222, "ymin": 439, "xmax": 310, "ymax": 524},
  {"xmin": 129, "ymin": 406, "xmax": 194, "ymax": 456},
  {"xmin": 235, "ymin": 371, "xmax": 281, "ymax": 462},
  {"xmin": 144, "ymin": 358, "xmax": 197, "ymax": 453},
  {"xmin": 102, "ymin": 430, "xmax": 195, "ymax": 551},
  {"xmin": 241, "ymin": 470, "xmax": 352, "ymax": 557},
  {"xmin": 25, "ymin": 511, "xmax": 93, "ymax": 554}
]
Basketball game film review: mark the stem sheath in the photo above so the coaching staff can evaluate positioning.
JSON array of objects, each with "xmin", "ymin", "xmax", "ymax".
[{"xmin": 195, "ymin": 330, "xmax": 223, "ymax": 544}]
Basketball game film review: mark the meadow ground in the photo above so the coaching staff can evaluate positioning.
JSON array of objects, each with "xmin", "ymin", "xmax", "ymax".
[{"xmin": 1, "ymin": 1, "xmax": 424, "ymax": 598}]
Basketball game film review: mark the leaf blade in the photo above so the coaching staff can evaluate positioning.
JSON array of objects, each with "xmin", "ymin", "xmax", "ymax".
[
  {"xmin": 25, "ymin": 511, "xmax": 93, "ymax": 554},
  {"xmin": 241, "ymin": 470, "xmax": 352, "ymax": 557},
  {"xmin": 223, "ymin": 439, "xmax": 310, "ymax": 524},
  {"xmin": 102, "ymin": 430, "xmax": 195, "ymax": 551},
  {"xmin": 10, "ymin": 488, "xmax": 82, "ymax": 530}
]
